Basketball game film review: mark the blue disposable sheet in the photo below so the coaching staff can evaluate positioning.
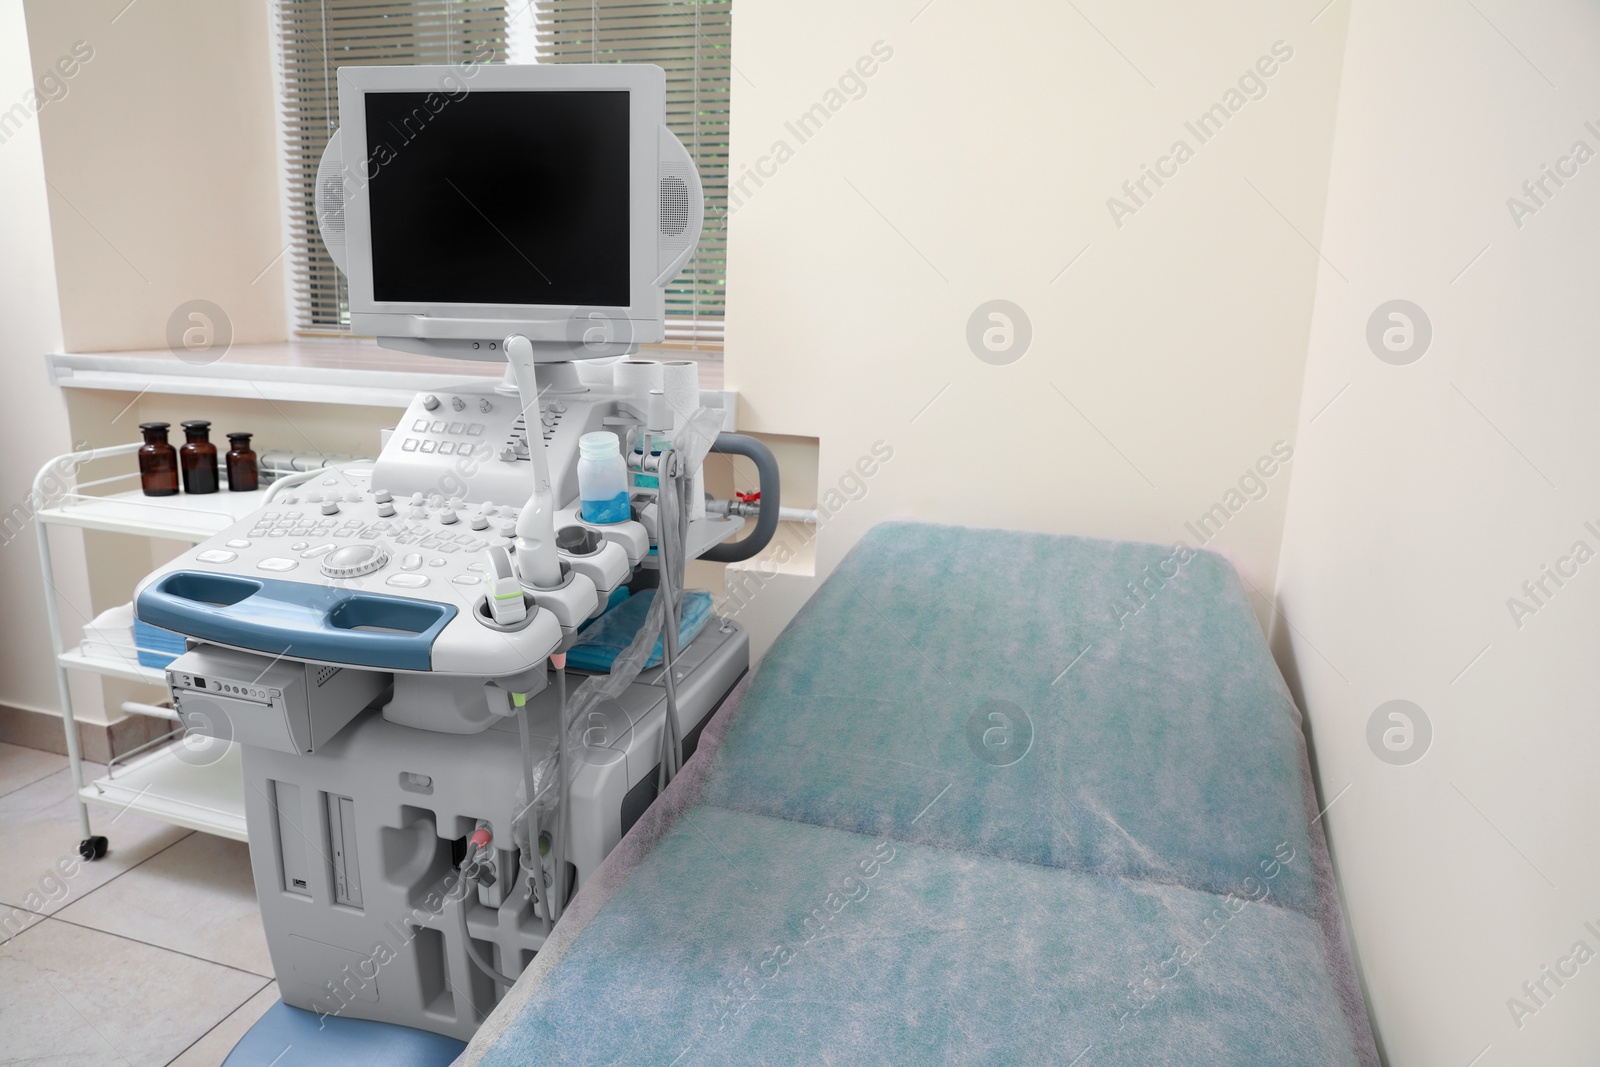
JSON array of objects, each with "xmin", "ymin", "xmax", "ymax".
[{"xmin": 565, "ymin": 589, "xmax": 713, "ymax": 673}]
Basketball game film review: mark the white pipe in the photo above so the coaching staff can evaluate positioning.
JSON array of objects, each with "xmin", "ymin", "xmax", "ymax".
[
  {"xmin": 707, "ymin": 500, "xmax": 818, "ymax": 525},
  {"xmin": 265, "ymin": 466, "xmax": 321, "ymax": 502},
  {"xmin": 120, "ymin": 700, "xmax": 181, "ymax": 722}
]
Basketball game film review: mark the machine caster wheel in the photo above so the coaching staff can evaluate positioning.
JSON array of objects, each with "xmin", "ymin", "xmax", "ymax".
[{"xmin": 78, "ymin": 836, "xmax": 108, "ymax": 861}]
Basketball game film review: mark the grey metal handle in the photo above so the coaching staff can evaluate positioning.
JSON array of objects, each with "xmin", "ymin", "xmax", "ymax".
[{"xmin": 700, "ymin": 433, "xmax": 781, "ymax": 564}]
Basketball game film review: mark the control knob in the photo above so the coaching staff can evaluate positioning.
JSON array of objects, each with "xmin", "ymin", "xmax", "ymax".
[
  {"xmin": 321, "ymin": 542, "xmax": 390, "ymax": 579},
  {"xmin": 422, "ymin": 394, "xmax": 440, "ymax": 411}
]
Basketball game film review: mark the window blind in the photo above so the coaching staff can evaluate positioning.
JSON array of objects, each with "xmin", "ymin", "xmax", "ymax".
[
  {"xmin": 531, "ymin": 0, "xmax": 730, "ymax": 347},
  {"xmin": 275, "ymin": 1, "xmax": 509, "ymax": 333}
]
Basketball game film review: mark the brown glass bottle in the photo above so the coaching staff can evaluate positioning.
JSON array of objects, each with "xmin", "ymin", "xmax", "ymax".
[
  {"xmin": 225, "ymin": 432, "xmax": 258, "ymax": 492},
  {"xmin": 179, "ymin": 420, "xmax": 219, "ymax": 494},
  {"xmin": 137, "ymin": 422, "xmax": 179, "ymax": 497}
]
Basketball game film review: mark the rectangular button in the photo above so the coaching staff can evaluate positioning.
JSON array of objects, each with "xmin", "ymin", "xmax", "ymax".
[
  {"xmin": 438, "ymin": 442, "xmax": 455, "ymax": 455},
  {"xmin": 467, "ymin": 423, "xmax": 483, "ymax": 436},
  {"xmin": 430, "ymin": 420, "xmax": 446, "ymax": 433},
  {"xmin": 413, "ymin": 419, "xmax": 428, "ymax": 431},
  {"xmin": 401, "ymin": 439, "xmax": 418, "ymax": 452},
  {"xmin": 448, "ymin": 422, "xmax": 464, "ymax": 434},
  {"xmin": 419, "ymin": 441, "xmax": 436, "ymax": 453}
]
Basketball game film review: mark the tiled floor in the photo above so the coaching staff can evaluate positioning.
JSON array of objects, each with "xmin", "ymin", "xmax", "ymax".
[{"xmin": 0, "ymin": 742, "xmax": 278, "ymax": 1066}]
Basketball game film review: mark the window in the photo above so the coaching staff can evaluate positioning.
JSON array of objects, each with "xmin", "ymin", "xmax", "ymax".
[
  {"xmin": 275, "ymin": 1, "xmax": 508, "ymax": 334},
  {"xmin": 524, "ymin": 1, "xmax": 731, "ymax": 347},
  {"xmin": 274, "ymin": 0, "xmax": 729, "ymax": 349}
]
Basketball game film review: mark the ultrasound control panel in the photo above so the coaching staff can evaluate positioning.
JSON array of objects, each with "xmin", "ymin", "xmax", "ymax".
[
  {"xmin": 374, "ymin": 381, "xmax": 616, "ymax": 508},
  {"xmin": 133, "ymin": 468, "xmax": 565, "ymax": 677}
]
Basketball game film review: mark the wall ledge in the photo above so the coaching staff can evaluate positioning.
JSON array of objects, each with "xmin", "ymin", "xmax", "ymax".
[{"xmin": 47, "ymin": 340, "xmax": 727, "ymax": 409}]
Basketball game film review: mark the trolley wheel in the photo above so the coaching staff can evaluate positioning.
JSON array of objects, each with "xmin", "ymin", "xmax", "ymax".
[{"xmin": 78, "ymin": 836, "xmax": 108, "ymax": 861}]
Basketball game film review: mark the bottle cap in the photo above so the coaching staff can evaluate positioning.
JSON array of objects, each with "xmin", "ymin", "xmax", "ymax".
[
  {"xmin": 138, "ymin": 421, "xmax": 171, "ymax": 432},
  {"xmin": 579, "ymin": 431, "xmax": 620, "ymax": 461},
  {"xmin": 227, "ymin": 432, "xmax": 253, "ymax": 445},
  {"xmin": 180, "ymin": 419, "xmax": 212, "ymax": 435}
]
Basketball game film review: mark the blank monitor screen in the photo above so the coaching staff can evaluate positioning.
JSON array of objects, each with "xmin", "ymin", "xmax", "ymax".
[{"xmin": 364, "ymin": 90, "xmax": 630, "ymax": 308}]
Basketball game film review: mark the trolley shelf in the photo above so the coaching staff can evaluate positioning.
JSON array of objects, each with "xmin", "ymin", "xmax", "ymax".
[
  {"xmin": 35, "ymin": 442, "xmax": 259, "ymax": 853},
  {"xmin": 80, "ymin": 740, "xmax": 248, "ymax": 842},
  {"xmin": 58, "ymin": 645, "xmax": 168, "ymax": 686},
  {"xmin": 36, "ymin": 484, "xmax": 267, "ymax": 543}
]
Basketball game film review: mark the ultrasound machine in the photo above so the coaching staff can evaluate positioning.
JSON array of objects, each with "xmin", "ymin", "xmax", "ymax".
[{"xmin": 131, "ymin": 61, "xmax": 777, "ymax": 1043}]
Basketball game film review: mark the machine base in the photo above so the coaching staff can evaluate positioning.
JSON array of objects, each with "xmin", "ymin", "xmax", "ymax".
[
  {"xmin": 242, "ymin": 617, "xmax": 748, "ymax": 1041},
  {"xmin": 222, "ymin": 1000, "xmax": 463, "ymax": 1067}
]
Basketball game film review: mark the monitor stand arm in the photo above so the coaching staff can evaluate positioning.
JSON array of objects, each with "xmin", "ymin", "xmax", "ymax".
[{"xmin": 503, "ymin": 335, "xmax": 563, "ymax": 589}]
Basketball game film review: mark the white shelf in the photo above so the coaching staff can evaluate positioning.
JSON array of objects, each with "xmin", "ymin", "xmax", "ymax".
[
  {"xmin": 80, "ymin": 740, "xmax": 248, "ymax": 842},
  {"xmin": 46, "ymin": 341, "xmax": 728, "ymax": 410},
  {"xmin": 59, "ymin": 645, "xmax": 168, "ymax": 686},
  {"xmin": 36, "ymin": 485, "xmax": 266, "ymax": 542}
]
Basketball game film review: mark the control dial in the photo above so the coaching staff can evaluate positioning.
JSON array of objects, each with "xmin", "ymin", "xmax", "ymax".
[{"xmin": 321, "ymin": 542, "xmax": 391, "ymax": 579}]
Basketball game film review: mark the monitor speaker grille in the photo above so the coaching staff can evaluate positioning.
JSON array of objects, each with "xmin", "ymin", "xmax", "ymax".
[
  {"xmin": 659, "ymin": 175, "xmax": 689, "ymax": 237},
  {"xmin": 314, "ymin": 128, "xmax": 348, "ymax": 273},
  {"xmin": 317, "ymin": 173, "xmax": 345, "ymax": 241}
]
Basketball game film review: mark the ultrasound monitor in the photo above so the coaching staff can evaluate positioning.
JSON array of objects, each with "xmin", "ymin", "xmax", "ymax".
[{"xmin": 317, "ymin": 63, "xmax": 702, "ymax": 362}]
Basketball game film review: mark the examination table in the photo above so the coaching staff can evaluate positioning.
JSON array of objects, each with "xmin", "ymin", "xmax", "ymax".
[{"xmin": 455, "ymin": 521, "xmax": 1378, "ymax": 1065}]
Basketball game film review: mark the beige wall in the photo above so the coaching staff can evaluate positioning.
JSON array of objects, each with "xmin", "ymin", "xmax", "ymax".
[
  {"xmin": 722, "ymin": 0, "xmax": 1351, "ymax": 630},
  {"xmin": 0, "ymin": 0, "xmax": 100, "ymax": 719},
  {"xmin": 24, "ymin": 0, "xmax": 286, "ymax": 352},
  {"xmin": 1273, "ymin": 0, "xmax": 1600, "ymax": 1060}
]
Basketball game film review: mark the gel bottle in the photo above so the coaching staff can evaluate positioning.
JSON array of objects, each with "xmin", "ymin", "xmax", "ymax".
[{"xmin": 576, "ymin": 431, "xmax": 629, "ymax": 524}]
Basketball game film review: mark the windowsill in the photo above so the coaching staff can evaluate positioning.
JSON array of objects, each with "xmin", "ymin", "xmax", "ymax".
[{"xmin": 46, "ymin": 337, "xmax": 727, "ymax": 410}]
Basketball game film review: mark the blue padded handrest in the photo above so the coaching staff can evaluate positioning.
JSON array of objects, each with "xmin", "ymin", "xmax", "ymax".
[
  {"xmin": 223, "ymin": 1000, "xmax": 464, "ymax": 1067},
  {"xmin": 137, "ymin": 571, "xmax": 456, "ymax": 671}
]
